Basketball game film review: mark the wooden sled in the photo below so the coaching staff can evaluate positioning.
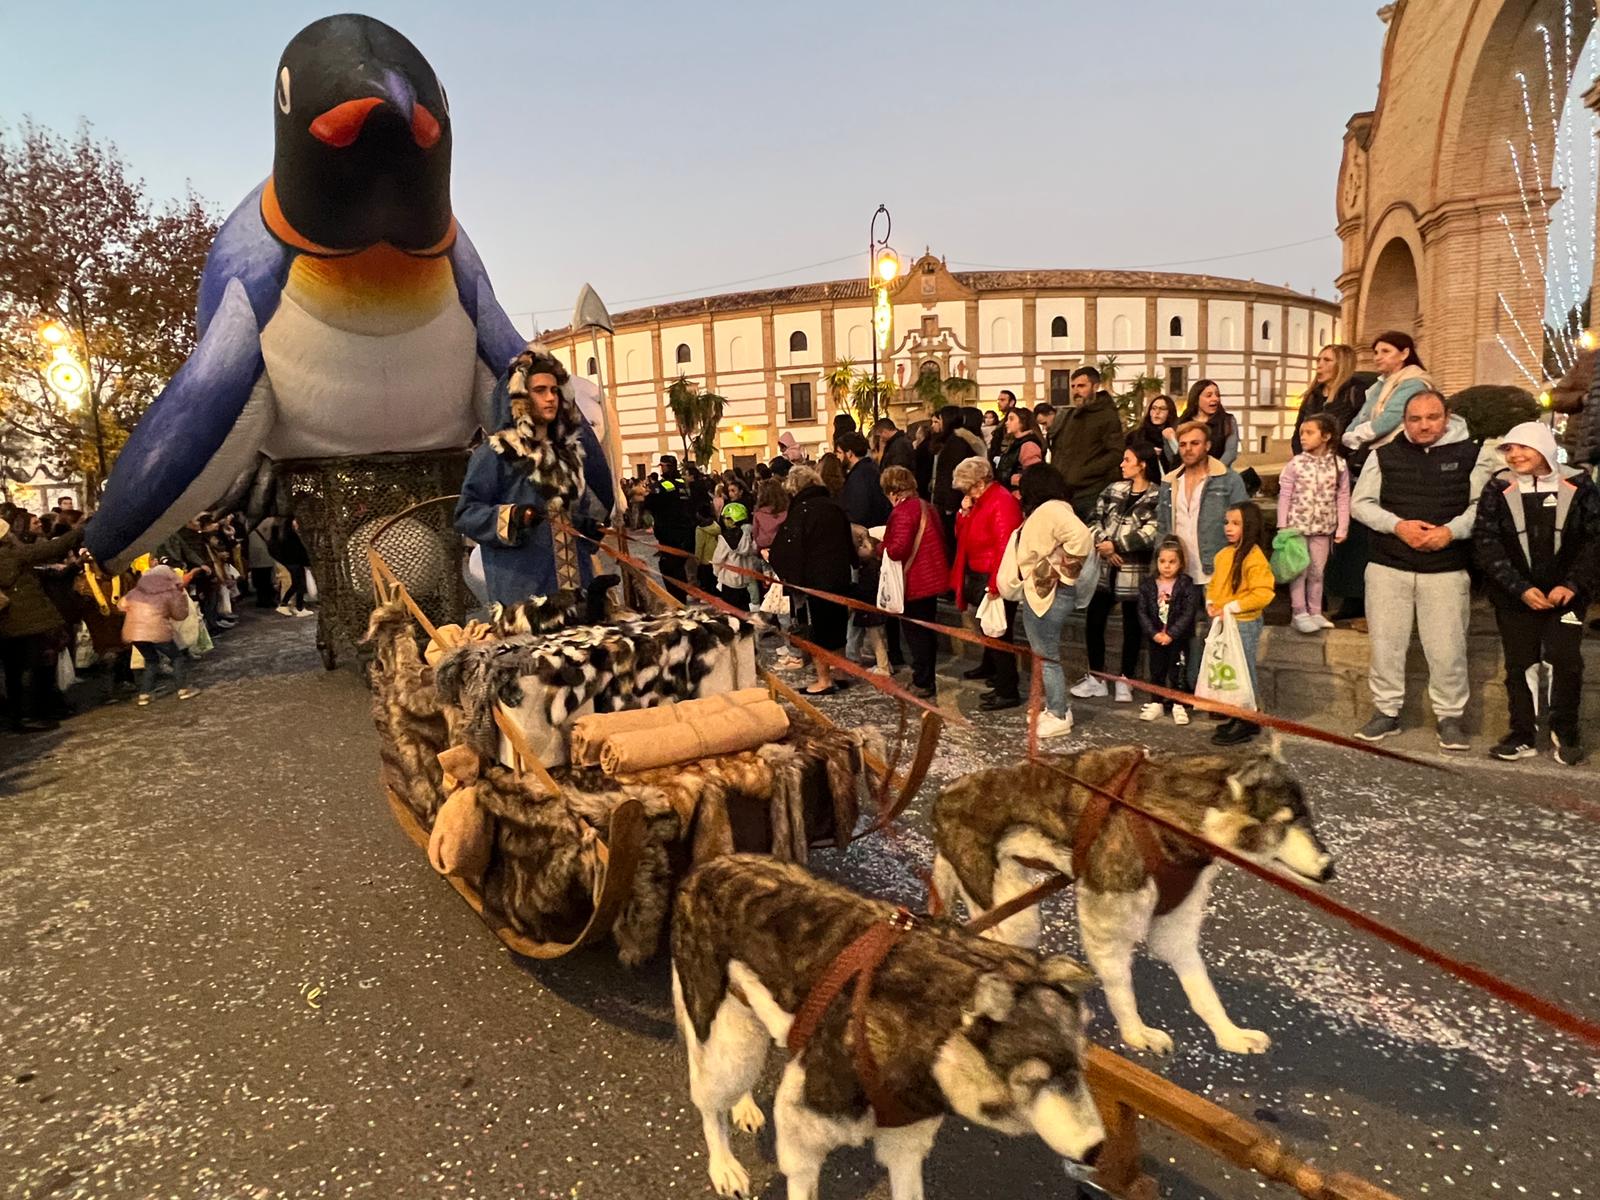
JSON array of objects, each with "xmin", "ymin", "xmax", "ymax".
[{"xmin": 365, "ymin": 500, "xmax": 945, "ymax": 961}]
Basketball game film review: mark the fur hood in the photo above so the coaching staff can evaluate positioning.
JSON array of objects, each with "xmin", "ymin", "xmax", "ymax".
[{"xmin": 487, "ymin": 343, "xmax": 588, "ymax": 516}]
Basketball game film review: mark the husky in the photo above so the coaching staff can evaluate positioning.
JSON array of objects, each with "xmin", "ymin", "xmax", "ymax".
[
  {"xmin": 931, "ymin": 743, "xmax": 1334, "ymax": 1057},
  {"xmin": 671, "ymin": 855, "xmax": 1106, "ymax": 1199}
]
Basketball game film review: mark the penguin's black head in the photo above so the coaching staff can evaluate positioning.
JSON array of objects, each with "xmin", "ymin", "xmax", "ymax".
[{"xmin": 269, "ymin": 14, "xmax": 452, "ymax": 255}]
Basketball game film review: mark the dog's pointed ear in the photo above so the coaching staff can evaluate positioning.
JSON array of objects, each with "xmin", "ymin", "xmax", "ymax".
[
  {"xmin": 1041, "ymin": 955, "xmax": 1096, "ymax": 995},
  {"xmin": 965, "ymin": 973, "xmax": 1016, "ymax": 1024},
  {"xmin": 1225, "ymin": 773, "xmax": 1247, "ymax": 805}
]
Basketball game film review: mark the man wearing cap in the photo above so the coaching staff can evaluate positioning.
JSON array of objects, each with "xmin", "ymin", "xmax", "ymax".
[
  {"xmin": 1473, "ymin": 420, "xmax": 1600, "ymax": 765},
  {"xmin": 644, "ymin": 453, "xmax": 697, "ymax": 600}
]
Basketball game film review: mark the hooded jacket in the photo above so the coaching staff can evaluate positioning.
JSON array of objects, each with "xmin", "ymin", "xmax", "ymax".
[
  {"xmin": 1473, "ymin": 420, "xmax": 1600, "ymax": 610},
  {"xmin": 767, "ymin": 484, "xmax": 855, "ymax": 594},
  {"xmin": 0, "ymin": 526, "xmax": 83, "ymax": 639},
  {"xmin": 118, "ymin": 565, "xmax": 191, "ymax": 643},
  {"xmin": 1352, "ymin": 413, "xmax": 1490, "ymax": 574}
]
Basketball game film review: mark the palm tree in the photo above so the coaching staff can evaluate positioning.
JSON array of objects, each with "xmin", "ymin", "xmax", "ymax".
[
  {"xmin": 849, "ymin": 373, "xmax": 885, "ymax": 428},
  {"xmin": 1097, "ymin": 355, "xmax": 1119, "ymax": 394},
  {"xmin": 667, "ymin": 375, "xmax": 726, "ymax": 466},
  {"xmin": 825, "ymin": 359, "xmax": 856, "ymax": 415},
  {"xmin": 943, "ymin": 375, "xmax": 977, "ymax": 409}
]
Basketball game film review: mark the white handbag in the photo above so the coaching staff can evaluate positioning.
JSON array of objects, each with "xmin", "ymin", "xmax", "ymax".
[
  {"xmin": 976, "ymin": 591, "xmax": 1009, "ymax": 638},
  {"xmin": 759, "ymin": 582, "xmax": 790, "ymax": 616}
]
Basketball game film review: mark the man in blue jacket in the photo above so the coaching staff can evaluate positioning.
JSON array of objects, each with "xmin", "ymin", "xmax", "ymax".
[{"xmin": 1156, "ymin": 420, "xmax": 1248, "ymax": 688}]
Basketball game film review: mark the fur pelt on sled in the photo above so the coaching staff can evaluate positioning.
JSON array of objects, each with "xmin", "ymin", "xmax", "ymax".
[
  {"xmin": 366, "ymin": 599, "xmax": 452, "ymax": 824},
  {"xmin": 433, "ymin": 605, "xmax": 752, "ymax": 756}
]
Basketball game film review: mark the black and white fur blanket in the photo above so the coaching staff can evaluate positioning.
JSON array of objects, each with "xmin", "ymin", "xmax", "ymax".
[{"xmin": 433, "ymin": 605, "xmax": 753, "ymax": 757}]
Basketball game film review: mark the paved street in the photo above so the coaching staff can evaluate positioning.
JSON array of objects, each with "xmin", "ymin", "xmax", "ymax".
[{"xmin": 3, "ymin": 611, "xmax": 1598, "ymax": 1199}]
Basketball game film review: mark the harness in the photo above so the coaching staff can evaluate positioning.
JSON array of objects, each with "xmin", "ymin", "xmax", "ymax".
[{"xmin": 785, "ymin": 907, "xmax": 922, "ymax": 1128}]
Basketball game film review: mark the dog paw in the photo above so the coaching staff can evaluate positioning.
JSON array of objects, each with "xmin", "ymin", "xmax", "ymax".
[
  {"xmin": 1216, "ymin": 1027, "xmax": 1271, "ymax": 1054},
  {"xmin": 731, "ymin": 1094, "xmax": 766, "ymax": 1134},
  {"xmin": 1121, "ymin": 1025, "xmax": 1174, "ymax": 1055},
  {"xmin": 708, "ymin": 1152, "xmax": 750, "ymax": 1197}
]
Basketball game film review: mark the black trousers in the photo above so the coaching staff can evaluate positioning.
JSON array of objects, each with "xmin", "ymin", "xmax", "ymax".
[
  {"xmin": 1495, "ymin": 605, "xmax": 1585, "ymax": 743},
  {"xmin": 281, "ymin": 565, "xmax": 309, "ymax": 610},
  {"xmin": 901, "ymin": 595, "xmax": 940, "ymax": 689},
  {"xmin": 1147, "ymin": 637, "xmax": 1186, "ymax": 710},
  {"xmin": 656, "ymin": 548, "xmax": 690, "ymax": 601},
  {"xmin": 0, "ymin": 634, "xmax": 61, "ymax": 725},
  {"xmin": 981, "ymin": 599, "xmax": 1021, "ymax": 699},
  {"xmin": 250, "ymin": 566, "xmax": 279, "ymax": 608},
  {"xmin": 1085, "ymin": 590, "xmax": 1142, "ymax": 678},
  {"xmin": 718, "ymin": 583, "xmax": 750, "ymax": 612}
]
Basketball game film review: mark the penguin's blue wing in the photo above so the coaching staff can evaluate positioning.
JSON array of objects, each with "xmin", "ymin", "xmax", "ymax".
[
  {"xmin": 87, "ymin": 277, "xmax": 275, "ymax": 569},
  {"xmin": 449, "ymin": 225, "xmax": 526, "ymax": 377}
]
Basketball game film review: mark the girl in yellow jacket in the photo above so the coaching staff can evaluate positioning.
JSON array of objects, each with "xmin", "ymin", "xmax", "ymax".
[{"xmin": 1206, "ymin": 502, "xmax": 1275, "ymax": 745}]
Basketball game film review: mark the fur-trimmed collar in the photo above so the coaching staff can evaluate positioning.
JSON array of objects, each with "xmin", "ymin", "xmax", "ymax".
[{"xmin": 489, "ymin": 344, "xmax": 588, "ymax": 513}]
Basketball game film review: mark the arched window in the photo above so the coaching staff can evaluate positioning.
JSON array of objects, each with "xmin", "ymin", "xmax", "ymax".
[
  {"xmin": 728, "ymin": 335, "xmax": 746, "ymax": 369},
  {"xmin": 675, "ymin": 343, "xmax": 691, "ymax": 365},
  {"xmin": 989, "ymin": 317, "xmax": 1012, "ymax": 352},
  {"xmin": 1219, "ymin": 317, "xmax": 1236, "ymax": 350},
  {"xmin": 1111, "ymin": 315, "xmax": 1133, "ymax": 350},
  {"xmin": 1260, "ymin": 320, "xmax": 1272, "ymax": 341},
  {"xmin": 585, "ymin": 356, "xmax": 598, "ymax": 375},
  {"xmin": 788, "ymin": 330, "xmax": 808, "ymax": 353},
  {"xmin": 847, "ymin": 325, "xmax": 869, "ymax": 360},
  {"xmin": 625, "ymin": 349, "xmax": 642, "ymax": 380},
  {"xmin": 1168, "ymin": 315, "xmax": 1183, "ymax": 338},
  {"xmin": 1049, "ymin": 315, "xmax": 1069, "ymax": 339}
]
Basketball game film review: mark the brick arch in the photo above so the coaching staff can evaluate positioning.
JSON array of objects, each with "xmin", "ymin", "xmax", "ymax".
[{"xmin": 1359, "ymin": 205, "xmax": 1427, "ymax": 345}]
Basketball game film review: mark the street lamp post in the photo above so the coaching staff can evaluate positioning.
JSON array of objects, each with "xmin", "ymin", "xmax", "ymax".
[{"xmin": 868, "ymin": 204, "xmax": 899, "ymax": 426}]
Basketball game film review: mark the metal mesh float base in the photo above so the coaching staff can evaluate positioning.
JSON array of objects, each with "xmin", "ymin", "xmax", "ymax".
[{"xmin": 277, "ymin": 451, "xmax": 471, "ymax": 671}]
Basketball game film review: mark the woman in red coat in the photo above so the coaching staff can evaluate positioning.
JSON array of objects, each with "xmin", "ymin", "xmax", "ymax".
[
  {"xmin": 949, "ymin": 456, "xmax": 1024, "ymax": 709},
  {"xmin": 879, "ymin": 465, "xmax": 949, "ymax": 698}
]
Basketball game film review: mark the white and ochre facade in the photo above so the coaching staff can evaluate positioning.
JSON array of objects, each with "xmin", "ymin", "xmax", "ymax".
[{"xmin": 540, "ymin": 254, "xmax": 1340, "ymax": 471}]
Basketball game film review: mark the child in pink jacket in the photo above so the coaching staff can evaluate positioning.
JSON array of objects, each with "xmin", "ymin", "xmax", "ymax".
[
  {"xmin": 118, "ymin": 566, "xmax": 198, "ymax": 705},
  {"xmin": 1276, "ymin": 412, "xmax": 1351, "ymax": 633}
]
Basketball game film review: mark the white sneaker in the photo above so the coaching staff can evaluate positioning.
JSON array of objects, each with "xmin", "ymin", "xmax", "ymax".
[
  {"xmin": 1313, "ymin": 613, "xmax": 1335, "ymax": 629},
  {"xmin": 1069, "ymin": 674, "xmax": 1108, "ymax": 699},
  {"xmin": 1139, "ymin": 702, "xmax": 1163, "ymax": 722},
  {"xmin": 177, "ymin": 687, "xmax": 198, "ymax": 700},
  {"xmin": 1291, "ymin": 613, "xmax": 1322, "ymax": 634},
  {"xmin": 1172, "ymin": 705, "xmax": 1190, "ymax": 725},
  {"xmin": 292, "ymin": 608, "xmax": 316, "ymax": 618},
  {"xmin": 136, "ymin": 693, "xmax": 152, "ymax": 707},
  {"xmin": 1114, "ymin": 681, "xmax": 1133, "ymax": 703},
  {"xmin": 1036, "ymin": 711, "xmax": 1075, "ymax": 739},
  {"xmin": 276, "ymin": 605, "xmax": 294, "ymax": 616}
]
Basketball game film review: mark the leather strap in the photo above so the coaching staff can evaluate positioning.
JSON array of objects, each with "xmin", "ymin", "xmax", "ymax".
[
  {"xmin": 786, "ymin": 908, "xmax": 921, "ymax": 1128},
  {"xmin": 1068, "ymin": 752, "xmax": 1205, "ymax": 916}
]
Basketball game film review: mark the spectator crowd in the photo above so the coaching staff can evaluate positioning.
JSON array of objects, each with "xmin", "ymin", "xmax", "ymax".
[
  {"xmin": 0, "ymin": 497, "xmax": 319, "ymax": 734},
  {"xmin": 624, "ymin": 335, "xmax": 1600, "ymax": 765}
]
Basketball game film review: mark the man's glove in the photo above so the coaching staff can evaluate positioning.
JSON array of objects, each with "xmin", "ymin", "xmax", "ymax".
[{"xmin": 517, "ymin": 505, "xmax": 544, "ymax": 529}]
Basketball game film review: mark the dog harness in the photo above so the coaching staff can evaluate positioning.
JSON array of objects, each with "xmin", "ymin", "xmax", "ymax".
[
  {"xmin": 785, "ymin": 907, "xmax": 921, "ymax": 1128},
  {"xmin": 1065, "ymin": 752, "xmax": 1208, "ymax": 916}
]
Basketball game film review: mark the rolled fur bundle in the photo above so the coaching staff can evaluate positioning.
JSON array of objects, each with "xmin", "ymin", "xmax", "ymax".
[
  {"xmin": 599, "ymin": 700, "xmax": 790, "ymax": 775},
  {"xmin": 569, "ymin": 687, "xmax": 772, "ymax": 765}
]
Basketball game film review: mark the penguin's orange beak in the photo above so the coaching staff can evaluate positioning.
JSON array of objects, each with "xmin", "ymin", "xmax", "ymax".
[{"xmin": 310, "ymin": 97, "xmax": 441, "ymax": 149}]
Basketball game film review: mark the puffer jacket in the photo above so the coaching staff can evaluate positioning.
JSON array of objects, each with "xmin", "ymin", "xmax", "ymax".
[
  {"xmin": 1473, "ymin": 466, "xmax": 1600, "ymax": 611},
  {"xmin": 0, "ymin": 527, "xmax": 83, "ymax": 638},
  {"xmin": 881, "ymin": 496, "xmax": 948, "ymax": 601},
  {"xmin": 949, "ymin": 481, "xmax": 1023, "ymax": 600},
  {"xmin": 118, "ymin": 569, "xmax": 191, "ymax": 643}
]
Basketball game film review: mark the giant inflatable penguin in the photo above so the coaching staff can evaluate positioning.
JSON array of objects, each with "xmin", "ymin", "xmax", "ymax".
[{"xmin": 87, "ymin": 13, "xmax": 613, "ymax": 569}]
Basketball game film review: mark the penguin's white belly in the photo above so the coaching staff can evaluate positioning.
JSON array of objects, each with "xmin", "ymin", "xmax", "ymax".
[{"xmin": 259, "ymin": 292, "xmax": 479, "ymax": 459}]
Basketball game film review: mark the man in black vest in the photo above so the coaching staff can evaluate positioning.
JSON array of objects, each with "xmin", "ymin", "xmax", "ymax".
[{"xmin": 1350, "ymin": 389, "xmax": 1490, "ymax": 750}]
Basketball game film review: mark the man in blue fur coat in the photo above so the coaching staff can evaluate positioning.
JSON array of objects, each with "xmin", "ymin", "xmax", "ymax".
[{"xmin": 454, "ymin": 345, "xmax": 614, "ymax": 612}]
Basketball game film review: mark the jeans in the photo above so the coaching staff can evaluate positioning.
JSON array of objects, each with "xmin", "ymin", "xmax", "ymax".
[
  {"xmin": 134, "ymin": 641, "xmax": 187, "ymax": 694},
  {"xmin": 1235, "ymin": 616, "xmax": 1263, "ymax": 708},
  {"xmin": 1023, "ymin": 587, "xmax": 1076, "ymax": 717}
]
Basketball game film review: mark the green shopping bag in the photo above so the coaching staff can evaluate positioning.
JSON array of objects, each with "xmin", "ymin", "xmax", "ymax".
[{"xmin": 1269, "ymin": 529, "xmax": 1310, "ymax": 584}]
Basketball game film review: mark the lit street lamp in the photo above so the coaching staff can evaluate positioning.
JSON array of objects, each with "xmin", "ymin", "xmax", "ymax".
[
  {"xmin": 37, "ymin": 301, "xmax": 108, "ymax": 491},
  {"xmin": 868, "ymin": 204, "xmax": 899, "ymax": 425}
]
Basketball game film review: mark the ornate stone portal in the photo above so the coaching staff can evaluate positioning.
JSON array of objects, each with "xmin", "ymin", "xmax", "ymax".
[{"xmin": 1337, "ymin": 0, "xmax": 1600, "ymax": 391}]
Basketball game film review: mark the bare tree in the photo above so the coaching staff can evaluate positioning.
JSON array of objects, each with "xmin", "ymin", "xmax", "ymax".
[{"xmin": 0, "ymin": 120, "xmax": 218, "ymax": 498}]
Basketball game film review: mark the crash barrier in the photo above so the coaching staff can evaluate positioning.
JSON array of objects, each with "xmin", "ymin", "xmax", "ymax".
[{"xmin": 572, "ymin": 521, "xmax": 1600, "ymax": 1198}]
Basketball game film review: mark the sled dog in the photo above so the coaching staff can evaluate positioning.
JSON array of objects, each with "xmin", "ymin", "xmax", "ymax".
[
  {"xmin": 931, "ymin": 743, "xmax": 1334, "ymax": 1056},
  {"xmin": 672, "ymin": 855, "xmax": 1105, "ymax": 1199}
]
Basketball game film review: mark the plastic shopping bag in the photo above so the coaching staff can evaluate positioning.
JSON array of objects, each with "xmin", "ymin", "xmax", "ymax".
[
  {"xmin": 1269, "ymin": 529, "xmax": 1310, "ymax": 584},
  {"xmin": 172, "ymin": 596, "xmax": 202, "ymax": 650},
  {"xmin": 56, "ymin": 648, "xmax": 77, "ymax": 693},
  {"xmin": 976, "ymin": 591, "xmax": 1009, "ymax": 638},
  {"xmin": 759, "ymin": 582, "xmax": 790, "ymax": 617},
  {"xmin": 1073, "ymin": 548, "xmax": 1101, "ymax": 610},
  {"xmin": 876, "ymin": 557, "xmax": 906, "ymax": 614},
  {"xmin": 1194, "ymin": 611, "xmax": 1256, "ymax": 712}
]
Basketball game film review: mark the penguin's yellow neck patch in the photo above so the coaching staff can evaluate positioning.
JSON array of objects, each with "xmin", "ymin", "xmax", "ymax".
[{"xmin": 284, "ymin": 243, "xmax": 455, "ymax": 335}]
